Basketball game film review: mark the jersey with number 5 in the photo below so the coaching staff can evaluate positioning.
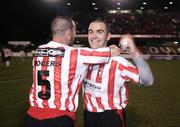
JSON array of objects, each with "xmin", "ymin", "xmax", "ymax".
[{"xmin": 29, "ymin": 41, "xmax": 110, "ymax": 112}]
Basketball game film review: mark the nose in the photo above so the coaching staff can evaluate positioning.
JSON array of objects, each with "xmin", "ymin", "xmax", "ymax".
[{"xmin": 91, "ymin": 32, "xmax": 98, "ymax": 39}]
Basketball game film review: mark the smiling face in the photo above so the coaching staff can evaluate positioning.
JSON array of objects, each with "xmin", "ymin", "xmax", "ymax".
[{"xmin": 88, "ymin": 21, "xmax": 111, "ymax": 49}]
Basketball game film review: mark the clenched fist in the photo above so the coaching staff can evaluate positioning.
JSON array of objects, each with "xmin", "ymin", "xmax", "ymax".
[
  {"xmin": 109, "ymin": 45, "xmax": 121, "ymax": 56},
  {"xmin": 119, "ymin": 34, "xmax": 140, "ymax": 57}
]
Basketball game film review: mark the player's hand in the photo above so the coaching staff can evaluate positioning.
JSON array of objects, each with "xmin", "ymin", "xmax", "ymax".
[
  {"xmin": 109, "ymin": 45, "xmax": 121, "ymax": 56},
  {"xmin": 119, "ymin": 34, "xmax": 140, "ymax": 57}
]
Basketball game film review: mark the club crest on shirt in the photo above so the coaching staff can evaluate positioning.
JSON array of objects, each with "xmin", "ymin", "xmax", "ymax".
[{"xmin": 34, "ymin": 48, "xmax": 65, "ymax": 57}]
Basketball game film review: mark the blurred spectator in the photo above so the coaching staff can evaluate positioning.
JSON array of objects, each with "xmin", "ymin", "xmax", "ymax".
[
  {"xmin": 20, "ymin": 50, "xmax": 26, "ymax": 61},
  {"xmin": 3, "ymin": 48, "xmax": 13, "ymax": 67}
]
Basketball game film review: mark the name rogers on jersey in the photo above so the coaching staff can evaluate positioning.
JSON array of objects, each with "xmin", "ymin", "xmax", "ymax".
[
  {"xmin": 33, "ymin": 48, "xmax": 64, "ymax": 67},
  {"xmin": 34, "ymin": 60, "xmax": 61, "ymax": 67}
]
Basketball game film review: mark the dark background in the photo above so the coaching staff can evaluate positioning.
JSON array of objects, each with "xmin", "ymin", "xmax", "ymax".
[{"xmin": 1, "ymin": 0, "xmax": 180, "ymax": 45}]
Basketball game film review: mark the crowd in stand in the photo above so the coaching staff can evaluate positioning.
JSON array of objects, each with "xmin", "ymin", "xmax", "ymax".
[
  {"xmin": 1, "ymin": 11, "xmax": 179, "ymax": 58},
  {"xmin": 107, "ymin": 11, "xmax": 180, "ymax": 35},
  {"xmin": 75, "ymin": 11, "xmax": 180, "ymax": 35}
]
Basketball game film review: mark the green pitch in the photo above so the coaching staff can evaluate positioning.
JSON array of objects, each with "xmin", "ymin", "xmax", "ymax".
[{"xmin": 0, "ymin": 57, "xmax": 180, "ymax": 127}]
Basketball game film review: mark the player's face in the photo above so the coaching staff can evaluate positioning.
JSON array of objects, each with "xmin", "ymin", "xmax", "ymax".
[{"xmin": 88, "ymin": 22, "xmax": 111, "ymax": 49}]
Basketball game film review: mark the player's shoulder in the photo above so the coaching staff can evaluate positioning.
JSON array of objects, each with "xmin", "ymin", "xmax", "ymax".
[
  {"xmin": 111, "ymin": 56, "xmax": 133, "ymax": 66},
  {"xmin": 38, "ymin": 44, "xmax": 46, "ymax": 48},
  {"xmin": 38, "ymin": 42, "xmax": 51, "ymax": 48},
  {"xmin": 38, "ymin": 41, "xmax": 71, "ymax": 49},
  {"xmin": 111, "ymin": 56, "xmax": 129, "ymax": 62}
]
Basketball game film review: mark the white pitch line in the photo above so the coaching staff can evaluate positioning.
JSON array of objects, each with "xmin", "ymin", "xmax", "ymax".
[{"xmin": 0, "ymin": 77, "xmax": 32, "ymax": 83}]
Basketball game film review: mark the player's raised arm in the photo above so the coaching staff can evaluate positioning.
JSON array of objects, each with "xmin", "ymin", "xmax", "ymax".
[{"xmin": 119, "ymin": 34, "xmax": 154, "ymax": 86}]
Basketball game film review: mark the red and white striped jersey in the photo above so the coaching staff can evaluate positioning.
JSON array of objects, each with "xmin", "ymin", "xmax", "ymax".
[
  {"xmin": 29, "ymin": 41, "xmax": 110, "ymax": 113},
  {"xmin": 83, "ymin": 56, "xmax": 140, "ymax": 112}
]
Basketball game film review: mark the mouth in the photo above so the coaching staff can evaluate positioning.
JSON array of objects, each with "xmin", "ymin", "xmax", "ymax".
[{"xmin": 91, "ymin": 39, "xmax": 101, "ymax": 44}]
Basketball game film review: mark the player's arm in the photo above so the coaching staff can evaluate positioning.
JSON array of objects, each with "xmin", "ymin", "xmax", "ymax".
[
  {"xmin": 133, "ymin": 54, "xmax": 154, "ymax": 86},
  {"xmin": 80, "ymin": 45, "xmax": 121, "ymax": 64},
  {"xmin": 120, "ymin": 34, "xmax": 154, "ymax": 86},
  {"xmin": 128, "ymin": 36, "xmax": 154, "ymax": 86}
]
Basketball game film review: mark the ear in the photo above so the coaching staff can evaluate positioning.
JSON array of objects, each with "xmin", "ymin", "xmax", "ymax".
[
  {"xmin": 107, "ymin": 33, "xmax": 111, "ymax": 41},
  {"xmin": 65, "ymin": 29, "xmax": 72, "ymax": 38}
]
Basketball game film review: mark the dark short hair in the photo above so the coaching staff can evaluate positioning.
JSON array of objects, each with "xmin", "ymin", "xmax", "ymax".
[
  {"xmin": 91, "ymin": 19, "xmax": 110, "ymax": 33},
  {"xmin": 51, "ymin": 16, "xmax": 75, "ymax": 35}
]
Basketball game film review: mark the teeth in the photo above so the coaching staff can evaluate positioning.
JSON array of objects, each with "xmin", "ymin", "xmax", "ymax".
[{"xmin": 93, "ymin": 39, "xmax": 99, "ymax": 43}]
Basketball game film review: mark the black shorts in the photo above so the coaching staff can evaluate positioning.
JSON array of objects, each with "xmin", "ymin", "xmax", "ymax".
[
  {"xmin": 24, "ymin": 113, "xmax": 74, "ymax": 127},
  {"xmin": 84, "ymin": 109, "xmax": 126, "ymax": 127}
]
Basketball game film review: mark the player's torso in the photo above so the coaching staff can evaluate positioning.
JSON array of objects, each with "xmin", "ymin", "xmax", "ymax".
[
  {"xmin": 83, "ymin": 57, "xmax": 126, "ymax": 97},
  {"xmin": 83, "ymin": 57, "xmax": 129, "ymax": 112},
  {"xmin": 30, "ymin": 43, "xmax": 87, "ymax": 110}
]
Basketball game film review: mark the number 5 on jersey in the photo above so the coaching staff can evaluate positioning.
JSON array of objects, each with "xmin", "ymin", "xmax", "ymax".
[{"xmin": 37, "ymin": 70, "xmax": 51, "ymax": 100}]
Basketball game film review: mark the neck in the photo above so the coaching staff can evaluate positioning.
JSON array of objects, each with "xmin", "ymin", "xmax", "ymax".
[{"xmin": 52, "ymin": 37, "xmax": 70, "ymax": 45}]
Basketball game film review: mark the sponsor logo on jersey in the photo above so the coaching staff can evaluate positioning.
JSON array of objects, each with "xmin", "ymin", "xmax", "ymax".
[
  {"xmin": 34, "ymin": 48, "xmax": 65, "ymax": 57},
  {"xmin": 84, "ymin": 81, "xmax": 101, "ymax": 90}
]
